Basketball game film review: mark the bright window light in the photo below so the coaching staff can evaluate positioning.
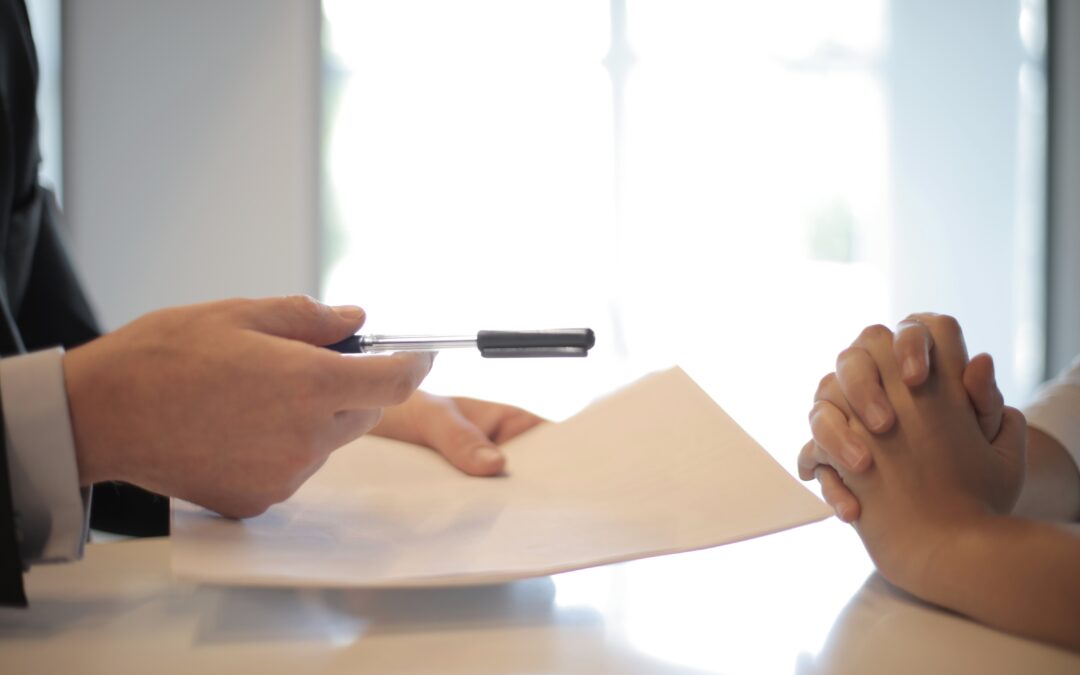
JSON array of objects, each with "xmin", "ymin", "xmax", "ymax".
[{"xmin": 321, "ymin": 0, "xmax": 1044, "ymax": 469}]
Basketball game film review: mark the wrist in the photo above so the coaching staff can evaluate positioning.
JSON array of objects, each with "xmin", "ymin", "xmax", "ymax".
[
  {"xmin": 63, "ymin": 344, "xmax": 115, "ymax": 485},
  {"xmin": 896, "ymin": 511, "xmax": 1002, "ymax": 603},
  {"xmin": 861, "ymin": 501, "xmax": 994, "ymax": 598}
]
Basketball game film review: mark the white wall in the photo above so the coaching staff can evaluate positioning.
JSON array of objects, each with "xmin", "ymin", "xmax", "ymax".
[{"xmin": 64, "ymin": 0, "xmax": 321, "ymax": 330}]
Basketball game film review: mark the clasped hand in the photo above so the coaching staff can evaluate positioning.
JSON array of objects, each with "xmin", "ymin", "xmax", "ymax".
[{"xmin": 798, "ymin": 314, "xmax": 1026, "ymax": 591}]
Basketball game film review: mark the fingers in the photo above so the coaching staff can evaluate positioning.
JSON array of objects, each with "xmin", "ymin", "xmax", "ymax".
[
  {"xmin": 893, "ymin": 318, "xmax": 934, "ymax": 386},
  {"xmin": 815, "ymin": 465, "xmax": 862, "ymax": 522},
  {"xmin": 490, "ymin": 411, "xmax": 547, "ymax": 444},
  {"xmin": 808, "ymin": 400, "xmax": 872, "ymax": 472},
  {"xmin": 418, "ymin": 403, "xmax": 508, "ymax": 476},
  {"xmin": 798, "ymin": 439, "xmax": 823, "ymax": 481},
  {"xmin": 849, "ymin": 322, "xmax": 914, "ymax": 410},
  {"xmin": 451, "ymin": 397, "xmax": 547, "ymax": 444},
  {"xmin": 991, "ymin": 405, "xmax": 1027, "ymax": 459},
  {"xmin": 330, "ymin": 351, "xmax": 435, "ymax": 408},
  {"xmin": 829, "ymin": 314, "xmax": 970, "ymax": 437},
  {"xmin": 964, "ymin": 353, "xmax": 1004, "ymax": 440},
  {"xmin": 901, "ymin": 312, "xmax": 969, "ymax": 382},
  {"xmin": 237, "ymin": 295, "xmax": 366, "ymax": 345},
  {"xmin": 369, "ymin": 393, "xmax": 542, "ymax": 476},
  {"xmin": 835, "ymin": 346, "xmax": 895, "ymax": 433}
]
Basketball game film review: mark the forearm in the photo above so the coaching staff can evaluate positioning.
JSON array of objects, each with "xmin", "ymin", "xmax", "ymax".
[
  {"xmin": 918, "ymin": 515, "xmax": 1080, "ymax": 652},
  {"xmin": 1013, "ymin": 428, "xmax": 1080, "ymax": 522}
]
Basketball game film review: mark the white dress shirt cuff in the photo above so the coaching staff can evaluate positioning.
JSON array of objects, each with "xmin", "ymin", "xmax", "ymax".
[{"xmin": 1, "ymin": 347, "xmax": 89, "ymax": 564}]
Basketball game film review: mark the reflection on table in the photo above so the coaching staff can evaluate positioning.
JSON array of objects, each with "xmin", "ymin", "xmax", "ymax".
[{"xmin": 2, "ymin": 519, "xmax": 1077, "ymax": 674}]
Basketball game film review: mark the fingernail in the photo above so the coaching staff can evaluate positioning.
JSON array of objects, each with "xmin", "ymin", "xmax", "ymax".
[
  {"xmin": 902, "ymin": 357, "xmax": 920, "ymax": 381},
  {"xmin": 865, "ymin": 403, "xmax": 889, "ymax": 431},
  {"xmin": 841, "ymin": 441, "xmax": 866, "ymax": 470},
  {"xmin": 835, "ymin": 504, "xmax": 849, "ymax": 521},
  {"xmin": 473, "ymin": 447, "xmax": 503, "ymax": 465},
  {"xmin": 334, "ymin": 305, "xmax": 365, "ymax": 321}
]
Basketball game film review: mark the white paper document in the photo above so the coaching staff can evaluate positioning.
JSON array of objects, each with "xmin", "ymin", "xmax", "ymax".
[{"xmin": 171, "ymin": 367, "xmax": 831, "ymax": 587}]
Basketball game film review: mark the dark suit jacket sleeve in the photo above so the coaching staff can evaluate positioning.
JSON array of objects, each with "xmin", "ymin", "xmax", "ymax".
[
  {"xmin": 0, "ymin": 2, "xmax": 166, "ymax": 588},
  {"xmin": 14, "ymin": 190, "xmax": 100, "ymax": 352},
  {"xmin": 0, "ymin": 388, "xmax": 28, "ymax": 607},
  {"xmin": 16, "ymin": 193, "xmax": 168, "ymax": 538},
  {"xmin": 0, "ymin": 189, "xmax": 92, "ymax": 608}
]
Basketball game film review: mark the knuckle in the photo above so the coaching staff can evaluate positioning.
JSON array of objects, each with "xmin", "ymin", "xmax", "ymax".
[
  {"xmin": 808, "ymin": 400, "xmax": 835, "ymax": 431},
  {"xmin": 815, "ymin": 372, "xmax": 837, "ymax": 400},
  {"xmin": 224, "ymin": 298, "xmax": 260, "ymax": 321},
  {"xmin": 931, "ymin": 314, "xmax": 962, "ymax": 339},
  {"xmin": 836, "ymin": 346, "xmax": 860, "ymax": 362},
  {"xmin": 388, "ymin": 377, "xmax": 416, "ymax": 406},
  {"xmin": 798, "ymin": 442, "xmax": 823, "ymax": 478},
  {"xmin": 858, "ymin": 323, "xmax": 893, "ymax": 344},
  {"xmin": 286, "ymin": 293, "xmax": 323, "ymax": 319},
  {"xmin": 387, "ymin": 365, "xmax": 425, "ymax": 405},
  {"xmin": 835, "ymin": 347, "xmax": 867, "ymax": 374},
  {"xmin": 1007, "ymin": 406, "xmax": 1026, "ymax": 426}
]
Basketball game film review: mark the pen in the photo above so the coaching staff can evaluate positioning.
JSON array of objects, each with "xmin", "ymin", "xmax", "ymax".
[{"xmin": 324, "ymin": 328, "xmax": 595, "ymax": 358}]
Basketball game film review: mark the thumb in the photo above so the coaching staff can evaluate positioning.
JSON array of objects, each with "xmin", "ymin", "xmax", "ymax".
[
  {"xmin": 239, "ymin": 295, "xmax": 365, "ymax": 345},
  {"xmin": 964, "ymin": 353, "xmax": 1004, "ymax": 441},
  {"xmin": 991, "ymin": 405, "xmax": 1027, "ymax": 466},
  {"xmin": 423, "ymin": 406, "xmax": 507, "ymax": 477}
]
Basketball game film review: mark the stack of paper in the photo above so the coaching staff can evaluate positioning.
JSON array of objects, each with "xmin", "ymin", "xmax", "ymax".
[{"xmin": 171, "ymin": 367, "xmax": 831, "ymax": 587}]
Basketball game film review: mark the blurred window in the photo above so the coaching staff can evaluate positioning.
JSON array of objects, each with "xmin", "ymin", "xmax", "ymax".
[
  {"xmin": 321, "ymin": 0, "xmax": 1046, "ymax": 466},
  {"xmin": 26, "ymin": 0, "xmax": 63, "ymax": 200}
]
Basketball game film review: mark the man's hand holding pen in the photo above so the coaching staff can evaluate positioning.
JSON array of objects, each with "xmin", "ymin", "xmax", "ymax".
[{"xmin": 63, "ymin": 296, "xmax": 545, "ymax": 519}]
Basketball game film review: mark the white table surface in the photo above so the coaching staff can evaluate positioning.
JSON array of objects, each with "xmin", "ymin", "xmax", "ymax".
[{"xmin": 2, "ymin": 518, "xmax": 1077, "ymax": 675}]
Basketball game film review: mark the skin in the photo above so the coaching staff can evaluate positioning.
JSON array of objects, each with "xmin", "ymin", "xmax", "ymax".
[
  {"xmin": 371, "ymin": 392, "xmax": 544, "ymax": 476},
  {"xmin": 800, "ymin": 312, "xmax": 1080, "ymax": 523},
  {"xmin": 800, "ymin": 314, "xmax": 1080, "ymax": 651},
  {"xmin": 64, "ymin": 295, "xmax": 544, "ymax": 519}
]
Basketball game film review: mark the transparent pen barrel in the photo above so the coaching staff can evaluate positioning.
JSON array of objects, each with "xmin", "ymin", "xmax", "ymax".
[{"xmin": 360, "ymin": 335, "xmax": 477, "ymax": 353}]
